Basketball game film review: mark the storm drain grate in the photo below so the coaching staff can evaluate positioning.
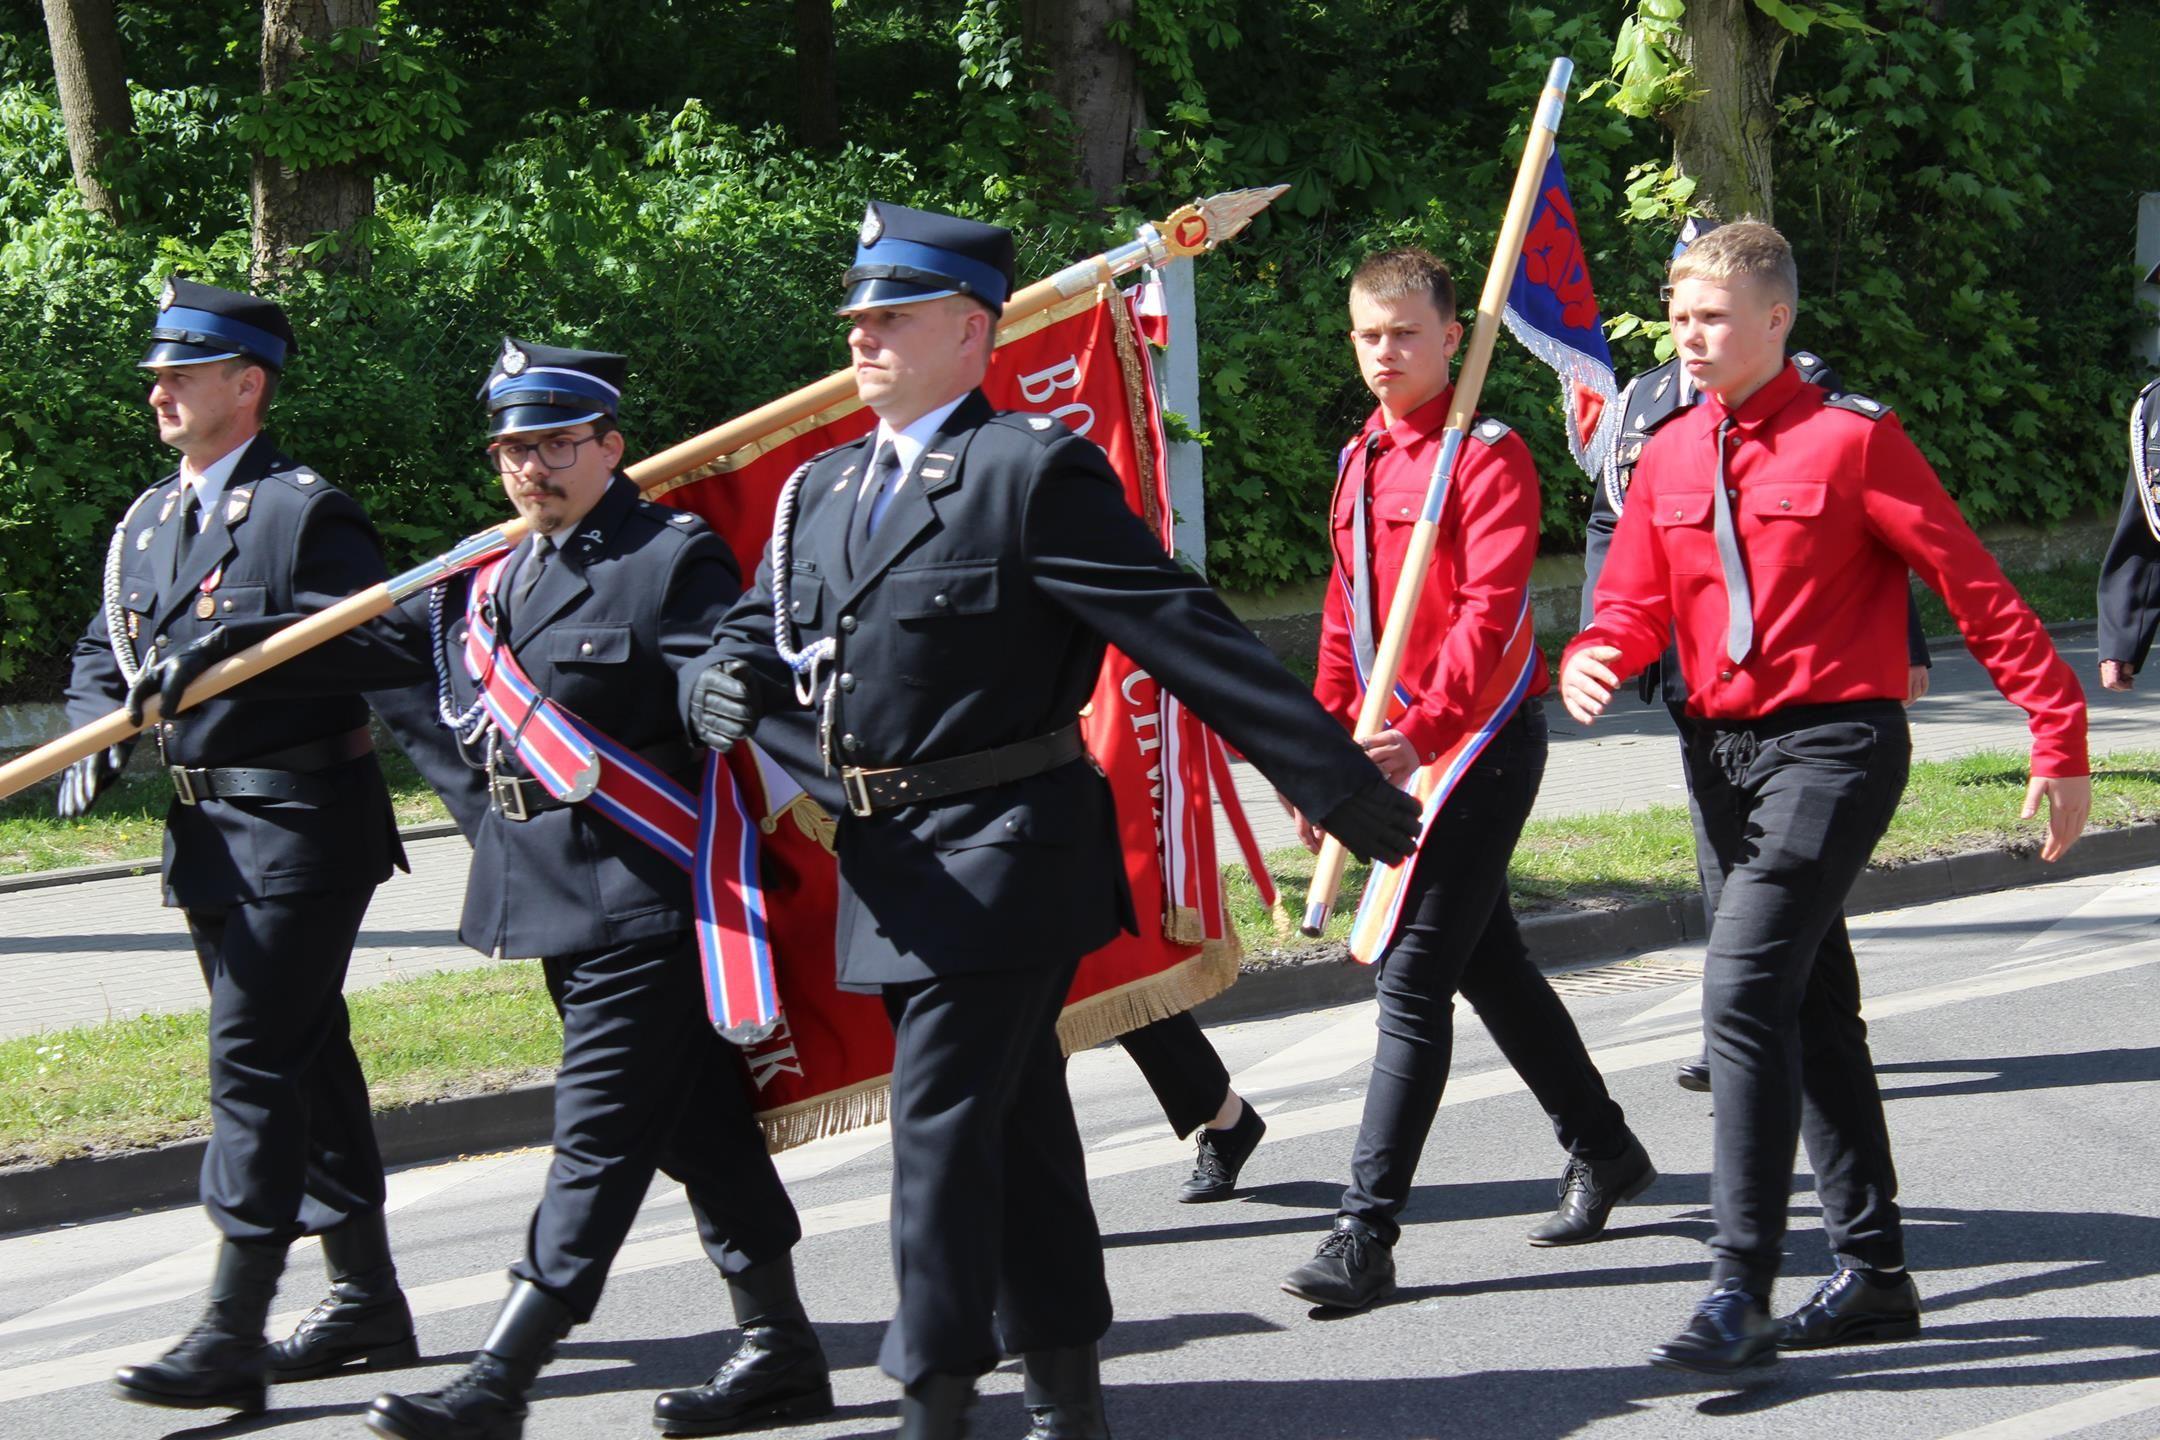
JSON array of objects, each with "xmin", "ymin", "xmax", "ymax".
[{"xmin": 1547, "ymin": 959, "xmax": 1703, "ymax": 997}]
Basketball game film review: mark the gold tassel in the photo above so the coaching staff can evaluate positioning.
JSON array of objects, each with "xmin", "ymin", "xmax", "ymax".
[{"xmin": 755, "ymin": 1074, "xmax": 892, "ymax": 1155}]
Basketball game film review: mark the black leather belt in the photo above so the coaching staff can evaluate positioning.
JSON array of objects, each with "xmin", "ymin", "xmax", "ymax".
[
  {"xmin": 170, "ymin": 726, "xmax": 374, "ymax": 807},
  {"xmin": 840, "ymin": 723, "xmax": 1085, "ymax": 817},
  {"xmin": 486, "ymin": 737, "xmax": 698, "ymax": 822}
]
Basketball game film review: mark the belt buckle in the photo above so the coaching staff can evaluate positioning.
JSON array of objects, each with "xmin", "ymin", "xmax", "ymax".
[
  {"xmin": 489, "ymin": 770, "xmax": 530, "ymax": 822},
  {"xmin": 840, "ymin": 766, "xmax": 876, "ymax": 818},
  {"xmin": 170, "ymin": 766, "xmax": 199, "ymax": 806}
]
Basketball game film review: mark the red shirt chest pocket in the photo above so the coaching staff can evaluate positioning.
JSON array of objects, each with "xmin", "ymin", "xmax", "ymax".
[
  {"xmin": 1650, "ymin": 488, "xmax": 1716, "ymax": 574},
  {"xmin": 1740, "ymin": 479, "xmax": 1830, "ymax": 567}
]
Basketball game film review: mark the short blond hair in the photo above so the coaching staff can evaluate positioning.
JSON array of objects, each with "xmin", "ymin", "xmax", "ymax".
[{"xmin": 1668, "ymin": 219, "xmax": 1798, "ymax": 311}]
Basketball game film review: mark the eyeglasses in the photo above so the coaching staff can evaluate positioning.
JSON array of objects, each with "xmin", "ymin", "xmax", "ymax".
[{"xmin": 489, "ymin": 432, "xmax": 603, "ymax": 474}]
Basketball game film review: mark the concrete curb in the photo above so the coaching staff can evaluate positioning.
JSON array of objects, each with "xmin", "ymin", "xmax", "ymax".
[
  {"xmin": 0, "ymin": 821, "xmax": 464, "ymax": 895},
  {"xmin": 5, "ymin": 820, "xmax": 2156, "ymax": 1237}
]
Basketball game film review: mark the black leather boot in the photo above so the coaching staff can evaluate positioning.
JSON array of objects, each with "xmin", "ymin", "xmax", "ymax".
[
  {"xmin": 895, "ymin": 1372, "xmax": 975, "ymax": 1440},
  {"xmin": 267, "ymin": 1209, "xmax": 419, "ymax": 1382},
  {"xmin": 1177, "ymin": 1103, "xmax": 1267, "ymax": 1203},
  {"xmin": 1021, "ymin": 1345, "xmax": 1111, "ymax": 1440},
  {"xmin": 651, "ymin": 1255, "xmax": 834, "ymax": 1435},
  {"xmin": 365, "ymin": 1280, "xmax": 573, "ymax": 1440},
  {"xmin": 1526, "ymin": 1134, "xmax": 1657, "ymax": 1246},
  {"xmin": 111, "ymin": 1238, "xmax": 287, "ymax": 1414}
]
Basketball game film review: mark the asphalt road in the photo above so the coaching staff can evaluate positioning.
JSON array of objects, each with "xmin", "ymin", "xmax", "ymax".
[{"xmin": 3, "ymin": 863, "xmax": 2157, "ymax": 1440}]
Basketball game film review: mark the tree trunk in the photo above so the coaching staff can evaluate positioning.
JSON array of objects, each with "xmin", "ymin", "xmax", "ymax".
[
  {"xmin": 41, "ymin": 0, "xmax": 132, "ymax": 222},
  {"xmin": 795, "ymin": 0, "xmax": 840, "ymax": 151},
  {"xmin": 250, "ymin": 0, "xmax": 377, "ymax": 287},
  {"xmin": 1019, "ymin": 0, "xmax": 1140, "ymax": 208},
  {"xmin": 1664, "ymin": 0, "xmax": 1788, "ymax": 223}
]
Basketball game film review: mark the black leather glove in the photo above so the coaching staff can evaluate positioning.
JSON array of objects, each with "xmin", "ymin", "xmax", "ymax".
[
  {"xmin": 687, "ymin": 661, "xmax": 762, "ymax": 753},
  {"xmin": 1318, "ymin": 776, "xmax": 1421, "ymax": 867},
  {"xmin": 57, "ymin": 746, "xmax": 125, "ymax": 820},
  {"xmin": 126, "ymin": 625, "xmax": 234, "ymax": 727}
]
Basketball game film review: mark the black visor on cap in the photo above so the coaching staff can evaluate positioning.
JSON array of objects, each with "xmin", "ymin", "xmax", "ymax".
[
  {"xmin": 488, "ymin": 403, "xmax": 607, "ymax": 439},
  {"xmin": 139, "ymin": 338, "xmax": 244, "ymax": 368}
]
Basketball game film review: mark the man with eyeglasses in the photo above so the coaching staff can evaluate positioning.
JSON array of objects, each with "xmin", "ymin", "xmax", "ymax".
[{"xmin": 364, "ymin": 339, "xmax": 830, "ymax": 1440}]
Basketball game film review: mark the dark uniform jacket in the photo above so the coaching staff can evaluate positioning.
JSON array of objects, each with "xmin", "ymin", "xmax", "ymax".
[
  {"xmin": 66, "ymin": 435, "xmax": 416, "ymax": 909},
  {"xmin": 1582, "ymin": 351, "xmax": 1929, "ymax": 704},
  {"xmin": 393, "ymin": 474, "xmax": 742, "ymax": 960},
  {"xmin": 2098, "ymin": 375, "xmax": 2160, "ymax": 671},
  {"xmin": 706, "ymin": 389, "xmax": 1378, "ymax": 990}
]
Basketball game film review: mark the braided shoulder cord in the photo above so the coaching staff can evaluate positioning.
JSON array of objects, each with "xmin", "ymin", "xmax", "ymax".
[
  {"xmin": 768, "ymin": 459, "xmax": 836, "ymax": 706},
  {"xmin": 429, "ymin": 580, "xmax": 491, "ymax": 742},
  {"xmin": 100, "ymin": 488, "xmax": 163, "ymax": 687}
]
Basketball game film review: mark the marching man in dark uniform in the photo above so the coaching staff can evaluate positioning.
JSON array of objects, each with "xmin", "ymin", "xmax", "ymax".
[
  {"xmin": 63, "ymin": 280, "xmax": 428, "ymax": 1416},
  {"xmin": 686, "ymin": 201, "xmax": 1417, "ymax": 1439},
  {"xmin": 1563, "ymin": 221, "xmax": 2090, "ymax": 1375},
  {"xmin": 1583, "ymin": 216, "xmax": 1934, "ymax": 1093},
  {"xmin": 1279, "ymin": 249, "xmax": 1652, "ymax": 1315},
  {"xmin": 365, "ymin": 342, "xmax": 828, "ymax": 1440},
  {"xmin": 2096, "ymin": 337, "xmax": 2160, "ymax": 690}
]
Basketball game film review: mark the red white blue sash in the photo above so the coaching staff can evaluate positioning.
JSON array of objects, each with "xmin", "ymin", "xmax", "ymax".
[
  {"xmin": 1344, "ymin": 595, "xmax": 1538, "ymax": 966},
  {"xmin": 464, "ymin": 554, "xmax": 781, "ymax": 1042}
]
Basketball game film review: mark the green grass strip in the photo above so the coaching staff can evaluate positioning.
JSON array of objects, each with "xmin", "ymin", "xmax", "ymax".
[{"xmin": 4, "ymin": 749, "xmax": 2153, "ymax": 1170}]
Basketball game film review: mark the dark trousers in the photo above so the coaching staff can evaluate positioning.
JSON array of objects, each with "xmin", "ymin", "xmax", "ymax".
[
  {"xmin": 1686, "ymin": 701, "xmax": 1910, "ymax": 1296},
  {"xmin": 187, "ymin": 886, "xmax": 386, "ymax": 1244},
  {"xmin": 1117, "ymin": 1010, "xmax": 1231, "ymax": 1138},
  {"xmin": 878, "ymin": 959, "xmax": 1111, "ymax": 1384},
  {"xmin": 1339, "ymin": 701, "xmax": 1632, "ymax": 1245},
  {"xmin": 514, "ymin": 933, "xmax": 801, "ymax": 1321}
]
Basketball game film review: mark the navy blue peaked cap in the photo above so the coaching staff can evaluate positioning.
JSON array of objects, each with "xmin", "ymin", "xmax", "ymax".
[
  {"xmin": 1672, "ymin": 215, "xmax": 1721, "ymax": 260},
  {"xmin": 140, "ymin": 277, "xmax": 296, "ymax": 371},
  {"xmin": 480, "ymin": 338, "xmax": 626, "ymax": 438},
  {"xmin": 840, "ymin": 201, "xmax": 1016, "ymax": 314}
]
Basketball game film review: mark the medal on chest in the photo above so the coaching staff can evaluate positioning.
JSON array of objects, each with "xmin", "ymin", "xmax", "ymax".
[{"xmin": 195, "ymin": 565, "xmax": 224, "ymax": 620}]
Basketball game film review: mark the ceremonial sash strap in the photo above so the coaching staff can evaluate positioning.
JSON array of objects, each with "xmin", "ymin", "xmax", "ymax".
[
  {"xmin": 463, "ymin": 555, "xmax": 781, "ymax": 1043},
  {"xmin": 1344, "ymin": 595, "xmax": 1538, "ymax": 966}
]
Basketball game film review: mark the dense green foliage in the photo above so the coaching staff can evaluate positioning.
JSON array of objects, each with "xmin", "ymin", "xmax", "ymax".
[{"xmin": 0, "ymin": 0, "xmax": 2151, "ymax": 693}]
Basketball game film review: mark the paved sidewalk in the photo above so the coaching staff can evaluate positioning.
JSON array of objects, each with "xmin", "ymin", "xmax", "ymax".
[{"xmin": 0, "ymin": 627, "xmax": 2142, "ymax": 1041}]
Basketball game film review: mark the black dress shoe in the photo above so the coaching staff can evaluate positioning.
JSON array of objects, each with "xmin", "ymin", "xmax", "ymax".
[
  {"xmin": 268, "ymin": 1211, "xmax": 418, "ymax": 1383},
  {"xmin": 652, "ymin": 1256, "xmax": 834, "ymax": 1435},
  {"xmin": 1527, "ymin": 1135, "xmax": 1656, "ymax": 1246},
  {"xmin": 1674, "ymin": 1063, "xmax": 1712, "ymax": 1093},
  {"xmin": 1778, "ymin": 1268, "xmax": 1921, "ymax": 1349},
  {"xmin": 1178, "ymin": 1103, "xmax": 1266, "ymax": 1203},
  {"xmin": 1281, "ymin": 1216, "xmax": 1395, "ymax": 1312},
  {"xmin": 1648, "ymin": 1280, "xmax": 1778, "ymax": 1376},
  {"xmin": 111, "ymin": 1238, "xmax": 285, "ymax": 1414}
]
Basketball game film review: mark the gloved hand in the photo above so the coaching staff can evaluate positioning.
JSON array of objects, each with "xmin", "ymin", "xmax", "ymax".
[
  {"xmin": 1317, "ymin": 776, "xmax": 1421, "ymax": 866},
  {"xmin": 126, "ymin": 625, "xmax": 234, "ymax": 727},
  {"xmin": 687, "ymin": 661, "xmax": 762, "ymax": 753},
  {"xmin": 57, "ymin": 746, "xmax": 126, "ymax": 820}
]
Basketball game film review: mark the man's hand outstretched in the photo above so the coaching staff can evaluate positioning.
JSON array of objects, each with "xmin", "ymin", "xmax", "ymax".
[{"xmin": 1559, "ymin": 645, "xmax": 1624, "ymax": 726}]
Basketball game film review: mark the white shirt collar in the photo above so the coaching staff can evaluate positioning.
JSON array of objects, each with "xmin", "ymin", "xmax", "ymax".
[
  {"xmin": 179, "ymin": 436, "xmax": 256, "ymax": 530},
  {"xmin": 870, "ymin": 392, "xmax": 970, "ymax": 482}
]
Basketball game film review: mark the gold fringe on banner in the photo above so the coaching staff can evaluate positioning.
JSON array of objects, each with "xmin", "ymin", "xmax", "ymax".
[
  {"xmin": 756, "ymin": 1073, "xmax": 892, "ymax": 1155},
  {"xmin": 1054, "ymin": 928, "xmax": 1244, "ymax": 1056}
]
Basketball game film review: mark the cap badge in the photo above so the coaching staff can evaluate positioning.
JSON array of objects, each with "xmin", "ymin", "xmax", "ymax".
[
  {"xmin": 859, "ymin": 204, "xmax": 884, "ymax": 247},
  {"xmin": 500, "ymin": 340, "xmax": 528, "ymax": 376}
]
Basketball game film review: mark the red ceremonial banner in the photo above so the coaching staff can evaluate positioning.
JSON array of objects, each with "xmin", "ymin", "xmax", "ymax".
[{"xmin": 654, "ymin": 287, "xmax": 1245, "ymax": 1147}]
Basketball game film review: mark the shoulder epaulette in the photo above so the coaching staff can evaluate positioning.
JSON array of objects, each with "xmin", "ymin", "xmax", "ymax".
[
  {"xmin": 634, "ymin": 496, "xmax": 706, "ymax": 533},
  {"xmin": 1823, "ymin": 392, "xmax": 1893, "ymax": 421},
  {"xmin": 1622, "ymin": 360, "xmax": 1693, "ymax": 435},
  {"xmin": 268, "ymin": 462, "xmax": 327, "ymax": 492},
  {"xmin": 990, "ymin": 412, "xmax": 1067, "ymax": 445},
  {"xmin": 1469, "ymin": 417, "xmax": 1513, "ymax": 446},
  {"xmin": 2139, "ymin": 374, "xmax": 2160, "ymax": 408}
]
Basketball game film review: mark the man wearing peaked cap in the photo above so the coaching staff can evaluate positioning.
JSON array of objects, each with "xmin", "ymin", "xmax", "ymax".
[
  {"xmin": 363, "ymin": 339, "xmax": 829, "ymax": 1440},
  {"xmin": 64, "ymin": 278, "xmax": 437, "ymax": 1418},
  {"xmin": 685, "ymin": 200, "xmax": 1418, "ymax": 1439}
]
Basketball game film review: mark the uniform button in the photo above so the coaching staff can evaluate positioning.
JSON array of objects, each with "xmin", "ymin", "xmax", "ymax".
[
  {"xmin": 1779, "ymin": 498, "xmax": 1792, "ymax": 510},
  {"xmin": 933, "ymin": 593, "xmax": 951, "ymax": 609},
  {"xmin": 1727, "ymin": 488, "xmax": 1738, "ymax": 499},
  {"xmin": 1719, "ymin": 669, "xmax": 1734, "ymax": 682},
  {"xmin": 221, "ymin": 599, "xmax": 234, "ymax": 612},
  {"xmin": 1672, "ymin": 508, "xmax": 1684, "ymax": 519},
  {"xmin": 841, "ymin": 733, "xmax": 861, "ymax": 754},
  {"xmin": 1004, "ymin": 816, "xmax": 1021, "ymax": 833},
  {"xmin": 839, "ymin": 673, "xmax": 855, "ymax": 691},
  {"xmin": 839, "ymin": 615, "xmax": 858, "ymax": 633}
]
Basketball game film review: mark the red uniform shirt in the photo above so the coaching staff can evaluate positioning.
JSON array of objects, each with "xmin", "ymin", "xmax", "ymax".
[
  {"xmin": 1568, "ymin": 361, "xmax": 2087, "ymax": 777},
  {"xmin": 1314, "ymin": 386, "xmax": 1549, "ymax": 762}
]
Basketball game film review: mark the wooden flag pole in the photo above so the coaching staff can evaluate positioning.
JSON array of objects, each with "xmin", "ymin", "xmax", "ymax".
[
  {"xmin": 1299, "ymin": 57, "xmax": 1577, "ymax": 938},
  {"xmin": 0, "ymin": 188, "xmax": 1289, "ymax": 802}
]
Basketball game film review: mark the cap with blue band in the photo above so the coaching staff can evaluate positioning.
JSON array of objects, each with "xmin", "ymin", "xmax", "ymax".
[
  {"xmin": 139, "ymin": 277, "xmax": 297, "ymax": 371},
  {"xmin": 840, "ymin": 201, "xmax": 1017, "ymax": 315},
  {"xmin": 481, "ymin": 338, "xmax": 628, "ymax": 438}
]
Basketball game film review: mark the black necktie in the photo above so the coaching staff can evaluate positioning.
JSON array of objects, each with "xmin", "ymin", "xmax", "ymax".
[
  {"xmin": 850, "ymin": 441, "xmax": 899, "ymax": 568},
  {"xmin": 159, "ymin": 486, "xmax": 200, "ymax": 590},
  {"xmin": 510, "ymin": 538, "xmax": 550, "ymax": 631}
]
